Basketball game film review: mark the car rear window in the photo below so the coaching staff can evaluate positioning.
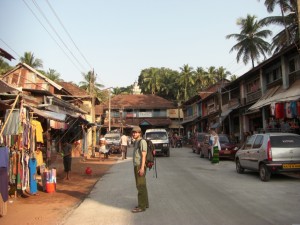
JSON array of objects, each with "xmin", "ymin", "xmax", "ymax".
[
  {"xmin": 146, "ymin": 132, "xmax": 167, "ymax": 140},
  {"xmin": 219, "ymin": 135, "xmax": 229, "ymax": 144},
  {"xmin": 270, "ymin": 135, "xmax": 300, "ymax": 148}
]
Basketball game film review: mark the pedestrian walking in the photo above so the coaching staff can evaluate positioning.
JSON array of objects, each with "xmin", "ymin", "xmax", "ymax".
[
  {"xmin": 209, "ymin": 129, "xmax": 220, "ymax": 164},
  {"xmin": 131, "ymin": 126, "xmax": 149, "ymax": 213},
  {"xmin": 62, "ymin": 141, "xmax": 72, "ymax": 180},
  {"xmin": 120, "ymin": 133, "xmax": 128, "ymax": 160}
]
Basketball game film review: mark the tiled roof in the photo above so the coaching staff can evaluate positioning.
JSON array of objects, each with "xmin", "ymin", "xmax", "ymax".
[
  {"xmin": 58, "ymin": 82, "xmax": 89, "ymax": 96},
  {"xmin": 109, "ymin": 94, "xmax": 175, "ymax": 109}
]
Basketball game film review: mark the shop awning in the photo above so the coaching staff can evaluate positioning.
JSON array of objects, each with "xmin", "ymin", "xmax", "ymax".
[
  {"xmin": 248, "ymin": 85, "xmax": 282, "ymax": 111},
  {"xmin": 271, "ymin": 79, "xmax": 300, "ymax": 102},
  {"xmin": 31, "ymin": 108, "xmax": 66, "ymax": 122}
]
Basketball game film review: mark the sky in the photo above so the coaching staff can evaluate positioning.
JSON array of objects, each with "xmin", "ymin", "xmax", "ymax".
[{"xmin": 0, "ymin": 0, "xmax": 281, "ymax": 89}]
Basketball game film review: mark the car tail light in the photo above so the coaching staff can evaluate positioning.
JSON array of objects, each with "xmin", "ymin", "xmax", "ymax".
[{"xmin": 267, "ymin": 139, "xmax": 272, "ymax": 161}]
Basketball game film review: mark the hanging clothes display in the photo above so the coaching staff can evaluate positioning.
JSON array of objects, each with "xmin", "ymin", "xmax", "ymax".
[
  {"xmin": 275, "ymin": 102, "xmax": 285, "ymax": 119},
  {"xmin": 28, "ymin": 158, "xmax": 37, "ymax": 194},
  {"xmin": 270, "ymin": 102, "xmax": 276, "ymax": 116},
  {"xmin": 290, "ymin": 101, "xmax": 297, "ymax": 118},
  {"xmin": 285, "ymin": 102, "xmax": 292, "ymax": 118},
  {"xmin": 30, "ymin": 120, "xmax": 43, "ymax": 143},
  {"xmin": 0, "ymin": 146, "xmax": 9, "ymax": 216}
]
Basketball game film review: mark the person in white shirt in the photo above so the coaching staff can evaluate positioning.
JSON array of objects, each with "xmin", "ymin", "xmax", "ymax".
[{"xmin": 120, "ymin": 133, "xmax": 129, "ymax": 160}]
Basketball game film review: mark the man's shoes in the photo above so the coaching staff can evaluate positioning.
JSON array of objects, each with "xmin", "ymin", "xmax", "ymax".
[
  {"xmin": 131, "ymin": 207, "xmax": 145, "ymax": 213},
  {"xmin": 135, "ymin": 205, "xmax": 149, "ymax": 209}
]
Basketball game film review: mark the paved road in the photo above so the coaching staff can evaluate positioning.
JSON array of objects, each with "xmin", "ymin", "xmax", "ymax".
[{"xmin": 60, "ymin": 146, "xmax": 300, "ymax": 225}]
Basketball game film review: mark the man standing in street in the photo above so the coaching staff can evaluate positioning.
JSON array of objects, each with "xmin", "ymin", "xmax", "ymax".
[
  {"xmin": 120, "ymin": 133, "xmax": 128, "ymax": 160},
  {"xmin": 131, "ymin": 126, "xmax": 149, "ymax": 213}
]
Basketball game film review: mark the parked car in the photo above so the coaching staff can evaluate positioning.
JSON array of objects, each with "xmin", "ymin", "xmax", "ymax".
[
  {"xmin": 195, "ymin": 133, "xmax": 238, "ymax": 160},
  {"xmin": 235, "ymin": 133, "xmax": 300, "ymax": 181},
  {"xmin": 104, "ymin": 132, "xmax": 121, "ymax": 154},
  {"xmin": 192, "ymin": 132, "xmax": 210, "ymax": 155},
  {"xmin": 144, "ymin": 128, "xmax": 170, "ymax": 157},
  {"xmin": 218, "ymin": 134, "xmax": 239, "ymax": 160}
]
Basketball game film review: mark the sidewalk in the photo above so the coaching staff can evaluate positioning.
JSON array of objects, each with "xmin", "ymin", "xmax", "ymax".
[{"xmin": 0, "ymin": 152, "xmax": 120, "ymax": 225}]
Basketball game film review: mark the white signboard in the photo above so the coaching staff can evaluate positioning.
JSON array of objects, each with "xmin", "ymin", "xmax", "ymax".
[{"xmin": 139, "ymin": 112, "xmax": 152, "ymax": 117}]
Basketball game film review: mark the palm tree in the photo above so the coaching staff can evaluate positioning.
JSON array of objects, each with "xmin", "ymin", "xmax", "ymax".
[
  {"xmin": 79, "ymin": 71, "xmax": 104, "ymax": 97},
  {"xmin": 259, "ymin": 0, "xmax": 299, "ymax": 52},
  {"xmin": 226, "ymin": 14, "xmax": 272, "ymax": 68},
  {"xmin": 215, "ymin": 66, "xmax": 231, "ymax": 82},
  {"xmin": 20, "ymin": 52, "xmax": 43, "ymax": 69},
  {"xmin": 177, "ymin": 64, "xmax": 195, "ymax": 101},
  {"xmin": 141, "ymin": 67, "xmax": 160, "ymax": 94},
  {"xmin": 0, "ymin": 57, "xmax": 13, "ymax": 75},
  {"xmin": 206, "ymin": 66, "xmax": 218, "ymax": 85},
  {"xmin": 230, "ymin": 74, "xmax": 238, "ymax": 81},
  {"xmin": 45, "ymin": 68, "xmax": 62, "ymax": 82},
  {"xmin": 194, "ymin": 67, "xmax": 207, "ymax": 91}
]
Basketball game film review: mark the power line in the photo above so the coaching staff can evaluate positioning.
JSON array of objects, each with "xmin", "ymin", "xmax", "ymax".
[
  {"xmin": 31, "ymin": 0, "xmax": 87, "ymax": 72},
  {"xmin": 45, "ymin": 0, "xmax": 93, "ymax": 70},
  {"xmin": 0, "ymin": 38, "xmax": 21, "ymax": 59},
  {"xmin": 22, "ymin": 0, "xmax": 83, "ymax": 73}
]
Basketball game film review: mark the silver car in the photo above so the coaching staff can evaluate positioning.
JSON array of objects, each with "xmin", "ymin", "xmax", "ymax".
[{"xmin": 235, "ymin": 133, "xmax": 300, "ymax": 181}]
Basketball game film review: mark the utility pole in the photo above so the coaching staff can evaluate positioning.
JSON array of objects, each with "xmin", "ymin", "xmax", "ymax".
[{"xmin": 90, "ymin": 70, "xmax": 96, "ymax": 157}]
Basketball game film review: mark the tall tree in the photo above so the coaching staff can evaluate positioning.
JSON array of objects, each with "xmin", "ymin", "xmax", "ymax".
[
  {"xmin": 0, "ymin": 57, "xmax": 13, "ymax": 75},
  {"xmin": 141, "ymin": 67, "xmax": 160, "ymax": 94},
  {"xmin": 226, "ymin": 14, "xmax": 272, "ymax": 68},
  {"xmin": 194, "ymin": 67, "xmax": 207, "ymax": 91},
  {"xmin": 260, "ymin": 0, "xmax": 299, "ymax": 52},
  {"xmin": 177, "ymin": 64, "xmax": 195, "ymax": 101},
  {"xmin": 20, "ymin": 52, "xmax": 43, "ymax": 69},
  {"xmin": 79, "ymin": 70, "xmax": 104, "ymax": 97},
  {"xmin": 215, "ymin": 66, "xmax": 231, "ymax": 82},
  {"xmin": 45, "ymin": 68, "xmax": 62, "ymax": 81}
]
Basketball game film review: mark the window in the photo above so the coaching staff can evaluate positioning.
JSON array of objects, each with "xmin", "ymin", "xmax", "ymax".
[
  {"xmin": 245, "ymin": 135, "xmax": 255, "ymax": 149},
  {"xmin": 253, "ymin": 135, "xmax": 263, "ymax": 148},
  {"xmin": 289, "ymin": 58, "xmax": 296, "ymax": 73}
]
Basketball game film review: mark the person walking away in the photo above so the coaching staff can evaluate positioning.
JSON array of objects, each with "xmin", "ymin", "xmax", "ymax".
[
  {"xmin": 99, "ymin": 136, "xmax": 109, "ymax": 160},
  {"xmin": 62, "ymin": 141, "xmax": 72, "ymax": 180},
  {"xmin": 210, "ymin": 129, "xmax": 220, "ymax": 164},
  {"xmin": 120, "ymin": 133, "xmax": 128, "ymax": 160},
  {"xmin": 131, "ymin": 126, "xmax": 149, "ymax": 213}
]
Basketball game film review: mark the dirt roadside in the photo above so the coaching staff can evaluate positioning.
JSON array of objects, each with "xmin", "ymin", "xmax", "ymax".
[{"xmin": 0, "ymin": 153, "xmax": 119, "ymax": 225}]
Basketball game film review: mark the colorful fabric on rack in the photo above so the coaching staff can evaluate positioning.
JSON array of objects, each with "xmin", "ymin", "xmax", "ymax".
[
  {"xmin": 285, "ymin": 102, "xmax": 292, "ymax": 118},
  {"xmin": 0, "ymin": 147, "xmax": 9, "ymax": 168},
  {"xmin": 28, "ymin": 158, "xmax": 37, "ymax": 194},
  {"xmin": 270, "ymin": 102, "xmax": 276, "ymax": 116},
  {"xmin": 34, "ymin": 150, "xmax": 44, "ymax": 166},
  {"xmin": 291, "ymin": 101, "xmax": 297, "ymax": 117},
  {"xmin": 31, "ymin": 120, "xmax": 44, "ymax": 143},
  {"xmin": 275, "ymin": 103, "xmax": 285, "ymax": 119},
  {"xmin": 0, "ymin": 167, "xmax": 8, "ymax": 202}
]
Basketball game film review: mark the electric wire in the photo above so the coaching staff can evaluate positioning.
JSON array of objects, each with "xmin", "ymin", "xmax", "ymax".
[
  {"xmin": 0, "ymin": 38, "xmax": 21, "ymax": 59},
  {"xmin": 31, "ymin": 0, "xmax": 87, "ymax": 72},
  {"xmin": 22, "ymin": 0, "xmax": 83, "ymax": 74},
  {"xmin": 45, "ymin": 0, "xmax": 93, "ymax": 70}
]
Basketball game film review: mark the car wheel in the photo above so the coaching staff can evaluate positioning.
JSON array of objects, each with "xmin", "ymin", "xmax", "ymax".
[
  {"xmin": 235, "ymin": 159, "xmax": 244, "ymax": 174},
  {"xmin": 200, "ymin": 150, "xmax": 204, "ymax": 158},
  {"xmin": 166, "ymin": 149, "xmax": 170, "ymax": 157},
  {"xmin": 259, "ymin": 164, "xmax": 271, "ymax": 182}
]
